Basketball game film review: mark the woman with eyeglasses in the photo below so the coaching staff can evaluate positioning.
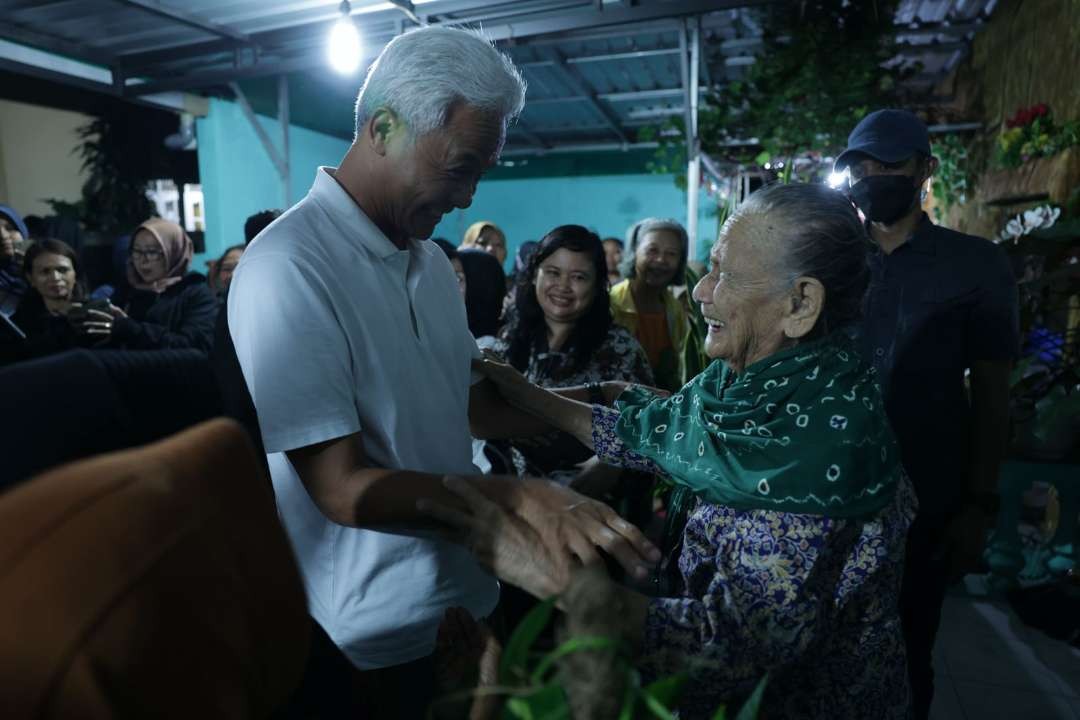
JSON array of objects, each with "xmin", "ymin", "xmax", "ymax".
[{"xmin": 87, "ymin": 218, "xmax": 217, "ymax": 353}]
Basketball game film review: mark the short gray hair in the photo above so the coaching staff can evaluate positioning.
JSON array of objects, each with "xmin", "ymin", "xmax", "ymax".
[
  {"xmin": 620, "ymin": 217, "xmax": 689, "ymax": 283},
  {"xmin": 354, "ymin": 26, "xmax": 526, "ymax": 139}
]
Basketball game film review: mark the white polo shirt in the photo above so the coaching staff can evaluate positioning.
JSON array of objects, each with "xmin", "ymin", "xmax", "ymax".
[{"xmin": 228, "ymin": 167, "xmax": 498, "ymax": 670}]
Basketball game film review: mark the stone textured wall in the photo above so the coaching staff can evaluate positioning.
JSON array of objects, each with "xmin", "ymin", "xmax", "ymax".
[{"xmin": 934, "ymin": 0, "xmax": 1080, "ymax": 239}]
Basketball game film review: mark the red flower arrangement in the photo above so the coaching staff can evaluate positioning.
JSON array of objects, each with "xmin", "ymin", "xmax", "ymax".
[{"xmin": 1006, "ymin": 103, "xmax": 1050, "ymax": 129}]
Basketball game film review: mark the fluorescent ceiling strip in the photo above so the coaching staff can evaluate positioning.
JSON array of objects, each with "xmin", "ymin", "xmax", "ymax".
[{"xmin": 0, "ymin": 39, "xmax": 112, "ymax": 85}]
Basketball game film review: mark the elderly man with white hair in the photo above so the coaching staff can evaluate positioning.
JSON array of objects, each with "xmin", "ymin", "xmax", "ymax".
[{"xmin": 227, "ymin": 25, "xmax": 657, "ymax": 716}]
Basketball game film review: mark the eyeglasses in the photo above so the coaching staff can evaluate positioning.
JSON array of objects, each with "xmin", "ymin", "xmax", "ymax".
[{"xmin": 131, "ymin": 248, "xmax": 165, "ymax": 260}]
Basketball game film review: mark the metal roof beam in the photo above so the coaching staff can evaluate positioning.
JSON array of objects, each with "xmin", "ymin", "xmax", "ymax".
[
  {"xmin": 568, "ymin": 46, "xmax": 681, "ymax": 64},
  {"xmin": 541, "ymin": 47, "xmax": 630, "ymax": 145},
  {"xmin": 119, "ymin": 0, "xmax": 771, "ymax": 76},
  {"xmin": 600, "ymin": 87, "xmax": 694, "ymax": 102},
  {"xmin": 478, "ymin": 0, "xmax": 776, "ymax": 43},
  {"xmin": 512, "ymin": 120, "xmax": 552, "ymax": 149},
  {"xmin": 125, "ymin": 52, "xmax": 362, "ymax": 95},
  {"xmin": 0, "ymin": 23, "xmax": 118, "ymax": 68},
  {"xmin": 520, "ymin": 46, "xmax": 680, "ymax": 69},
  {"xmin": 110, "ymin": 0, "xmax": 253, "ymax": 44},
  {"xmin": 115, "ymin": 0, "xmax": 492, "ymax": 70}
]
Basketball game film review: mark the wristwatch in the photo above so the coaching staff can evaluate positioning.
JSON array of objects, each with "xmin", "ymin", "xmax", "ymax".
[{"xmin": 585, "ymin": 382, "xmax": 605, "ymax": 406}]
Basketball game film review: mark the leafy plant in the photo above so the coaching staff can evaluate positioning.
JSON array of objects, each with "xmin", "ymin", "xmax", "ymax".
[
  {"xmin": 45, "ymin": 108, "xmax": 186, "ymax": 238},
  {"xmin": 996, "ymin": 104, "xmax": 1080, "ymax": 169},
  {"xmin": 931, "ymin": 133, "xmax": 975, "ymax": 222},
  {"xmin": 437, "ymin": 597, "xmax": 768, "ymax": 719},
  {"xmin": 998, "ymin": 200, "xmax": 1080, "ymax": 455},
  {"xmin": 644, "ymin": 0, "xmax": 916, "ymax": 181}
]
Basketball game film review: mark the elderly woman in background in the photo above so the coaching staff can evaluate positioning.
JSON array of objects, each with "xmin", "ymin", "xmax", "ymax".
[
  {"xmin": 480, "ymin": 225, "xmax": 653, "ymax": 484},
  {"xmin": 459, "ymin": 220, "xmax": 508, "ymax": 267},
  {"xmin": 611, "ymin": 218, "xmax": 691, "ymax": 391},
  {"xmin": 430, "ymin": 183, "xmax": 915, "ymax": 719},
  {"xmin": 87, "ymin": 218, "xmax": 217, "ymax": 353}
]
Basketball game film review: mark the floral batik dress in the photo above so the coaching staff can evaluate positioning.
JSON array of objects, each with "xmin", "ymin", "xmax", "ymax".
[{"xmin": 592, "ymin": 404, "xmax": 915, "ymax": 720}]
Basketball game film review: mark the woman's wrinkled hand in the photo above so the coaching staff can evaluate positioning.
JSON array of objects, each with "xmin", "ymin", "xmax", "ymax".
[{"xmin": 513, "ymin": 477, "xmax": 659, "ymax": 582}]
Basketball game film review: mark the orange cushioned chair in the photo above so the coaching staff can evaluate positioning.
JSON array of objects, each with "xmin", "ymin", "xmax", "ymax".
[{"xmin": 0, "ymin": 418, "xmax": 310, "ymax": 719}]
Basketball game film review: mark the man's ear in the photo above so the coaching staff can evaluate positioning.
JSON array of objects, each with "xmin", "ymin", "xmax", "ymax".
[
  {"xmin": 922, "ymin": 155, "xmax": 940, "ymax": 185},
  {"xmin": 365, "ymin": 108, "xmax": 401, "ymax": 156}
]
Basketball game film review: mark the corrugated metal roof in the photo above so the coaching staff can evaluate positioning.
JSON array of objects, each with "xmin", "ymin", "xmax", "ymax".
[{"xmin": 0, "ymin": 0, "xmax": 1000, "ymax": 152}]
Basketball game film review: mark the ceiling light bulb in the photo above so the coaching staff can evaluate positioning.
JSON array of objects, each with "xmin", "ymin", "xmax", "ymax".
[{"xmin": 328, "ymin": 16, "xmax": 361, "ymax": 74}]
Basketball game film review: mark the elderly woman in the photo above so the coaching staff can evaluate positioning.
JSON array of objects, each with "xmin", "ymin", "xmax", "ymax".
[
  {"xmin": 428, "ymin": 183, "xmax": 915, "ymax": 719},
  {"xmin": 480, "ymin": 224, "xmax": 653, "ymax": 483},
  {"xmin": 611, "ymin": 218, "xmax": 691, "ymax": 391}
]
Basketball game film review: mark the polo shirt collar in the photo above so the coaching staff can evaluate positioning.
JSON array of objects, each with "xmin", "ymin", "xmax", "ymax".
[{"xmin": 310, "ymin": 166, "xmax": 416, "ymax": 260}]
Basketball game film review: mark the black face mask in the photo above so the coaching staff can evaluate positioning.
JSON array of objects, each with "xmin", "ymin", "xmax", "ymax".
[{"xmin": 847, "ymin": 174, "xmax": 919, "ymax": 225}]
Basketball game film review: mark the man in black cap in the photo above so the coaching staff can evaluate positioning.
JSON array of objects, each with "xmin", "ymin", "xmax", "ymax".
[{"xmin": 836, "ymin": 109, "xmax": 1019, "ymax": 719}]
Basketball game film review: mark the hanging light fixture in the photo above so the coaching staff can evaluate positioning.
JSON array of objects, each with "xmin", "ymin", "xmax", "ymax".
[{"xmin": 328, "ymin": 0, "xmax": 362, "ymax": 74}]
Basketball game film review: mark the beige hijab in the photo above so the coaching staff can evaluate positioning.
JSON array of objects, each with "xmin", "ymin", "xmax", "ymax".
[
  {"xmin": 127, "ymin": 218, "xmax": 193, "ymax": 293},
  {"xmin": 459, "ymin": 221, "xmax": 504, "ymax": 250}
]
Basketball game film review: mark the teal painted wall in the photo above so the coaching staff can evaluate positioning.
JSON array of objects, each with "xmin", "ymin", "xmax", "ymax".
[
  {"xmin": 195, "ymin": 97, "xmax": 716, "ymax": 272},
  {"xmin": 195, "ymin": 97, "xmax": 350, "ymax": 270},
  {"xmin": 433, "ymin": 173, "xmax": 717, "ymax": 272}
]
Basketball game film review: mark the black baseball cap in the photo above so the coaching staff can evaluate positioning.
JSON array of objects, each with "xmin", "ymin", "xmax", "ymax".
[{"xmin": 834, "ymin": 109, "xmax": 931, "ymax": 171}]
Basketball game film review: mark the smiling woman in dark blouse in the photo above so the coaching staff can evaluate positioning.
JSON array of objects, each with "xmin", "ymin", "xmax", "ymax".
[{"xmin": 478, "ymin": 225, "xmax": 653, "ymax": 483}]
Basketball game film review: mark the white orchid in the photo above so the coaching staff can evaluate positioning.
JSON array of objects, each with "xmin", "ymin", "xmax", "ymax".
[{"xmin": 997, "ymin": 204, "xmax": 1061, "ymax": 243}]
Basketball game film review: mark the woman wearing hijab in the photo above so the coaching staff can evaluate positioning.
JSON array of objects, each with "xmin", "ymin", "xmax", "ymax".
[
  {"xmin": 86, "ymin": 218, "xmax": 217, "ymax": 353},
  {"xmin": 459, "ymin": 221, "xmax": 508, "ymax": 267}
]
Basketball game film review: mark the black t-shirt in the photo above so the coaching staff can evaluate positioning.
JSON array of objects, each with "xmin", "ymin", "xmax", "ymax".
[{"xmin": 859, "ymin": 214, "xmax": 1019, "ymax": 517}]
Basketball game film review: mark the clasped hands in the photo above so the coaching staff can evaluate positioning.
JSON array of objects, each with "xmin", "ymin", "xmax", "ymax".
[{"xmin": 419, "ymin": 475, "xmax": 658, "ymax": 603}]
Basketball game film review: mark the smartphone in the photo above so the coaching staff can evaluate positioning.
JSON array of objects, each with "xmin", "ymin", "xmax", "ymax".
[{"xmin": 67, "ymin": 299, "xmax": 110, "ymax": 324}]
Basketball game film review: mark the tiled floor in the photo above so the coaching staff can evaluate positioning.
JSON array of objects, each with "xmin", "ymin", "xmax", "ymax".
[{"xmin": 931, "ymin": 592, "xmax": 1080, "ymax": 719}]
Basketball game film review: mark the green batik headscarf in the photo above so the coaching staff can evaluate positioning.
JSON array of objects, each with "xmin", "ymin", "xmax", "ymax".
[{"xmin": 615, "ymin": 332, "xmax": 901, "ymax": 518}]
